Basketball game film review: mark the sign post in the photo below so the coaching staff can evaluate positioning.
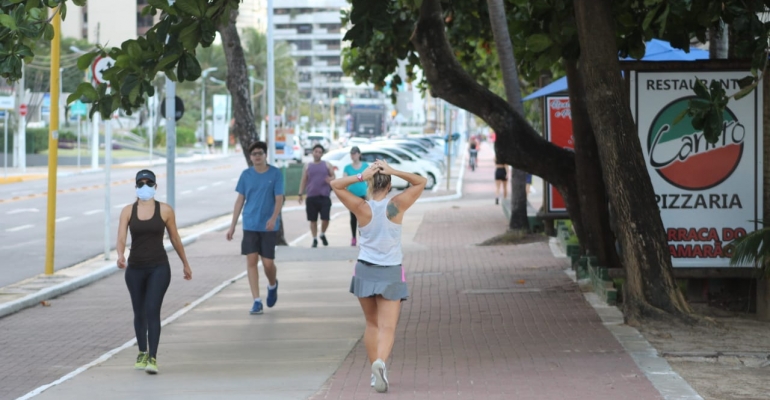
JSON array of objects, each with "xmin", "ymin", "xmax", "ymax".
[
  {"xmin": 2, "ymin": 111, "xmax": 7, "ymax": 178},
  {"xmin": 70, "ymin": 100, "xmax": 87, "ymax": 169}
]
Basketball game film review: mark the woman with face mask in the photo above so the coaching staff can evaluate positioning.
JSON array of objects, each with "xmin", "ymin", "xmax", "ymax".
[{"xmin": 116, "ymin": 169, "xmax": 193, "ymax": 375}]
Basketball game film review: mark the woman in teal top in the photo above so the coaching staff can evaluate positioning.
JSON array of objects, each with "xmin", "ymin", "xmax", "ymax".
[{"xmin": 343, "ymin": 146, "xmax": 369, "ymax": 246}]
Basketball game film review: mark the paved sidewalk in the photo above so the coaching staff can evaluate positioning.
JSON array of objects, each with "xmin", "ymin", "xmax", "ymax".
[{"xmin": 6, "ymin": 146, "xmax": 678, "ymax": 399}]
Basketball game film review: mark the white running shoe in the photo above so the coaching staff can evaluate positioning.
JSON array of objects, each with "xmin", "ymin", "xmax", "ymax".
[{"xmin": 371, "ymin": 358, "xmax": 388, "ymax": 393}]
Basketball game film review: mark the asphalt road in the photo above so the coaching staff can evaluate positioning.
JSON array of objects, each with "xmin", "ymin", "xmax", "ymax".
[{"xmin": 0, "ymin": 154, "xmax": 278, "ymax": 287}]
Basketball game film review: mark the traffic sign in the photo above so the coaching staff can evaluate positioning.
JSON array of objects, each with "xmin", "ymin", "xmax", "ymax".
[
  {"xmin": 160, "ymin": 96, "xmax": 185, "ymax": 121},
  {"xmin": 0, "ymin": 110, "xmax": 6, "ymax": 118},
  {"xmin": 19, "ymin": 104, "xmax": 27, "ymax": 116},
  {"xmin": 91, "ymin": 56, "xmax": 115, "ymax": 85},
  {"xmin": 70, "ymin": 100, "xmax": 88, "ymax": 117},
  {"xmin": 0, "ymin": 96, "xmax": 14, "ymax": 110}
]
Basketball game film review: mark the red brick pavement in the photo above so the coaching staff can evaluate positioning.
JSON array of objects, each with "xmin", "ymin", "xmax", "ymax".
[{"xmin": 310, "ymin": 148, "xmax": 661, "ymax": 399}]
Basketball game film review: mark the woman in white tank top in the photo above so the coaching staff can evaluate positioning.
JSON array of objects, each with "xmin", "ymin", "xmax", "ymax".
[{"xmin": 331, "ymin": 159, "xmax": 427, "ymax": 393}]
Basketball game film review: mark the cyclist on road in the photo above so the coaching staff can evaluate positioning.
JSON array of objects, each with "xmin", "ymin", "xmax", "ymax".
[{"xmin": 468, "ymin": 140, "xmax": 479, "ymax": 171}]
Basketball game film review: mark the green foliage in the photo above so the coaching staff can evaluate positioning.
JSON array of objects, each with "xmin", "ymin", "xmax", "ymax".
[
  {"xmin": 148, "ymin": 126, "xmax": 196, "ymax": 148},
  {"xmin": 24, "ymin": 127, "xmax": 50, "ymax": 153},
  {"xmin": 342, "ymin": 0, "xmax": 770, "ymax": 145},
  {"xmin": 729, "ymin": 221, "xmax": 770, "ymax": 276}
]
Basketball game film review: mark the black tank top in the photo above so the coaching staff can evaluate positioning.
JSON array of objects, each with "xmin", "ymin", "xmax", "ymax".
[{"xmin": 127, "ymin": 201, "xmax": 170, "ymax": 268}]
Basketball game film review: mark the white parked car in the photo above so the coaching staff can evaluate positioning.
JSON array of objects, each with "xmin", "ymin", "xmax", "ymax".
[
  {"xmin": 372, "ymin": 145, "xmax": 443, "ymax": 188},
  {"xmin": 322, "ymin": 146, "xmax": 435, "ymax": 190},
  {"xmin": 304, "ymin": 133, "xmax": 332, "ymax": 155}
]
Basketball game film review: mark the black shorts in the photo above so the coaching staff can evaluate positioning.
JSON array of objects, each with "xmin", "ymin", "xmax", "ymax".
[
  {"xmin": 306, "ymin": 195, "xmax": 332, "ymax": 221},
  {"xmin": 241, "ymin": 230, "xmax": 277, "ymax": 259},
  {"xmin": 495, "ymin": 168, "xmax": 507, "ymax": 181}
]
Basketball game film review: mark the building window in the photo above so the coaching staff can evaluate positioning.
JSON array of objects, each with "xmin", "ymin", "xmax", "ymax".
[
  {"xmin": 294, "ymin": 40, "xmax": 312, "ymax": 50},
  {"xmin": 320, "ymin": 23, "xmax": 341, "ymax": 33},
  {"xmin": 296, "ymin": 24, "xmax": 312, "ymax": 34},
  {"xmin": 298, "ymin": 57, "xmax": 312, "ymax": 66}
]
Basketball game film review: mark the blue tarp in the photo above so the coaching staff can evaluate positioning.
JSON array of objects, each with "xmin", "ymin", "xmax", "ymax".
[{"xmin": 522, "ymin": 39, "xmax": 710, "ymax": 101}]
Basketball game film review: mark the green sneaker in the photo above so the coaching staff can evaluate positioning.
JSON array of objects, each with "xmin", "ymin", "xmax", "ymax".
[
  {"xmin": 145, "ymin": 357, "xmax": 158, "ymax": 374},
  {"xmin": 134, "ymin": 352, "xmax": 148, "ymax": 370}
]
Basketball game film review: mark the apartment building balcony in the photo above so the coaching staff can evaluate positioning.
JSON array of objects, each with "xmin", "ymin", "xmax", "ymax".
[{"xmin": 274, "ymin": 11, "xmax": 342, "ymax": 25}]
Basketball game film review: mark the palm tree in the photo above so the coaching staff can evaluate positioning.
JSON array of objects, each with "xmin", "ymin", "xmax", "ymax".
[
  {"xmin": 241, "ymin": 28, "xmax": 298, "ymax": 122},
  {"xmin": 486, "ymin": 0, "xmax": 529, "ymax": 233}
]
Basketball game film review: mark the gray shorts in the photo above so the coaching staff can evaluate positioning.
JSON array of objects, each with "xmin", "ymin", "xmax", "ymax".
[
  {"xmin": 349, "ymin": 260, "xmax": 408, "ymax": 301},
  {"xmin": 241, "ymin": 230, "xmax": 277, "ymax": 259}
]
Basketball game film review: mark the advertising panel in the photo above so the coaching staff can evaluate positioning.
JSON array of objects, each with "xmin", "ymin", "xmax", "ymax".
[
  {"xmin": 630, "ymin": 71, "xmax": 763, "ymax": 267},
  {"xmin": 544, "ymin": 95, "xmax": 574, "ymax": 213}
]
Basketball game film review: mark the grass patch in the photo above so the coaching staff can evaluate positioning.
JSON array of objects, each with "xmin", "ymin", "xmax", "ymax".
[{"xmin": 479, "ymin": 231, "xmax": 548, "ymax": 246}]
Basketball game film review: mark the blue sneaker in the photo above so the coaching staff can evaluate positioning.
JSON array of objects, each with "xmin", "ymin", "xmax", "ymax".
[
  {"xmin": 267, "ymin": 280, "xmax": 278, "ymax": 308},
  {"xmin": 249, "ymin": 300, "xmax": 263, "ymax": 315}
]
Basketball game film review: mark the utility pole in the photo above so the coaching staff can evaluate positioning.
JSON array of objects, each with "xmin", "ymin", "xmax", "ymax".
[
  {"xmin": 267, "ymin": 0, "xmax": 276, "ymax": 162},
  {"xmin": 44, "ymin": 9, "xmax": 61, "ymax": 275}
]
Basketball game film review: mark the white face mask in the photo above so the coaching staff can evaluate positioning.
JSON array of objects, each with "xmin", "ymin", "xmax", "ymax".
[{"xmin": 136, "ymin": 185, "xmax": 156, "ymax": 201}]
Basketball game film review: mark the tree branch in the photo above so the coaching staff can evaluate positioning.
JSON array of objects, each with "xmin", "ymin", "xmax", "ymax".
[{"xmin": 411, "ymin": 0, "xmax": 575, "ymax": 189}]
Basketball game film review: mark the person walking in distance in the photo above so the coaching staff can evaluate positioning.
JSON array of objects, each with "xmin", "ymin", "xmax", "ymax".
[
  {"xmin": 331, "ymin": 159, "xmax": 427, "ymax": 393},
  {"xmin": 298, "ymin": 144, "xmax": 335, "ymax": 247},
  {"xmin": 226, "ymin": 141, "xmax": 284, "ymax": 315},
  {"xmin": 116, "ymin": 169, "xmax": 193, "ymax": 375},
  {"xmin": 494, "ymin": 159, "xmax": 508, "ymax": 205},
  {"xmin": 343, "ymin": 146, "xmax": 368, "ymax": 246}
]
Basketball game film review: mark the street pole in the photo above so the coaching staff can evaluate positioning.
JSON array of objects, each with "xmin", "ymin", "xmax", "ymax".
[
  {"xmin": 104, "ymin": 114, "xmax": 112, "ymax": 260},
  {"xmin": 44, "ymin": 9, "xmax": 61, "ymax": 275},
  {"xmin": 200, "ymin": 67, "xmax": 216, "ymax": 155},
  {"xmin": 3, "ymin": 111, "xmax": 7, "ymax": 178},
  {"xmin": 91, "ymin": 111, "xmax": 99, "ymax": 169},
  {"xmin": 166, "ymin": 77, "xmax": 176, "ymax": 209},
  {"xmin": 222, "ymin": 94, "xmax": 230, "ymax": 155},
  {"xmin": 446, "ymin": 102, "xmax": 451, "ymax": 191},
  {"xmin": 149, "ymin": 93, "xmax": 154, "ymax": 164},
  {"xmin": 76, "ymin": 114, "xmax": 81, "ymax": 169},
  {"xmin": 15, "ymin": 61, "xmax": 25, "ymax": 171},
  {"xmin": 267, "ymin": 0, "xmax": 276, "ymax": 162}
]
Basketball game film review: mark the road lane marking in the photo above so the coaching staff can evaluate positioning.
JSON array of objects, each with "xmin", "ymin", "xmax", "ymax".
[
  {"xmin": 56, "ymin": 216, "xmax": 71, "ymax": 223},
  {"xmin": 6, "ymin": 224, "xmax": 33, "ymax": 232},
  {"xmin": 212, "ymin": 182, "xmax": 223, "ymax": 186},
  {"xmin": 181, "ymin": 190, "xmax": 193, "ymax": 195},
  {"xmin": 6, "ymin": 208, "xmax": 40, "ymax": 214},
  {"xmin": 83, "ymin": 209, "xmax": 103, "ymax": 215},
  {"xmin": 196, "ymin": 185, "xmax": 208, "ymax": 191},
  {"xmin": 231, "ymin": 177, "xmax": 238, "ymax": 181}
]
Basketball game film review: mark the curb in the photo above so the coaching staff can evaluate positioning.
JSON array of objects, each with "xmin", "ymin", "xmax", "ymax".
[
  {"xmin": 551, "ymin": 238, "xmax": 703, "ymax": 400},
  {"xmin": 0, "ymin": 216, "xmax": 233, "ymax": 319}
]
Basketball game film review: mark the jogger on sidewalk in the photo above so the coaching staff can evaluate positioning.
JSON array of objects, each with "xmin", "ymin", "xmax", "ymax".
[
  {"xmin": 343, "ymin": 146, "xmax": 368, "ymax": 246},
  {"xmin": 117, "ymin": 169, "xmax": 193, "ymax": 375},
  {"xmin": 298, "ymin": 144, "xmax": 335, "ymax": 248},
  {"xmin": 227, "ymin": 141, "xmax": 283, "ymax": 315},
  {"xmin": 331, "ymin": 159, "xmax": 427, "ymax": 393}
]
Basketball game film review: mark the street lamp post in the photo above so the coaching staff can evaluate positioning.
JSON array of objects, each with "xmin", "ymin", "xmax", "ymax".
[{"xmin": 200, "ymin": 67, "xmax": 217, "ymax": 154}]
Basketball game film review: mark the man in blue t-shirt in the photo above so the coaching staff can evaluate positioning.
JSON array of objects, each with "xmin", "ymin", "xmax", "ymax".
[{"xmin": 226, "ymin": 141, "xmax": 284, "ymax": 315}]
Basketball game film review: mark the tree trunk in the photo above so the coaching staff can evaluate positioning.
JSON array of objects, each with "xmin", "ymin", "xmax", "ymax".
[
  {"xmin": 758, "ymin": 66, "xmax": 770, "ymax": 319},
  {"xmin": 412, "ymin": 0, "xmax": 586, "ymax": 245},
  {"xmin": 219, "ymin": 10, "xmax": 288, "ymax": 245},
  {"xmin": 218, "ymin": 11, "xmax": 258, "ymax": 165},
  {"xmin": 564, "ymin": 59, "xmax": 622, "ymax": 269},
  {"xmin": 485, "ymin": 0, "xmax": 529, "ymax": 233},
  {"xmin": 709, "ymin": 22, "xmax": 729, "ymax": 60},
  {"xmin": 573, "ymin": 0, "xmax": 691, "ymax": 323}
]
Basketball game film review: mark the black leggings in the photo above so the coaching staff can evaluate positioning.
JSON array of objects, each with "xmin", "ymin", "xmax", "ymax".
[
  {"xmin": 125, "ymin": 264, "xmax": 171, "ymax": 358},
  {"xmin": 350, "ymin": 196, "xmax": 366, "ymax": 237}
]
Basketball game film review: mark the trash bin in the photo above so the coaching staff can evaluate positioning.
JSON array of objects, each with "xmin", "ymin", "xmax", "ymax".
[{"xmin": 283, "ymin": 163, "xmax": 303, "ymax": 196}]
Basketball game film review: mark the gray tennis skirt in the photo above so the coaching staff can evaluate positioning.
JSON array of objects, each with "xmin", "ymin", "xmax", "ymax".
[{"xmin": 349, "ymin": 260, "xmax": 408, "ymax": 301}]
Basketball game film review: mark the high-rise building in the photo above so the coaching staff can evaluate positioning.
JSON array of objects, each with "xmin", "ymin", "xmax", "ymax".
[{"xmin": 60, "ymin": 0, "xmax": 265, "ymax": 45}]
